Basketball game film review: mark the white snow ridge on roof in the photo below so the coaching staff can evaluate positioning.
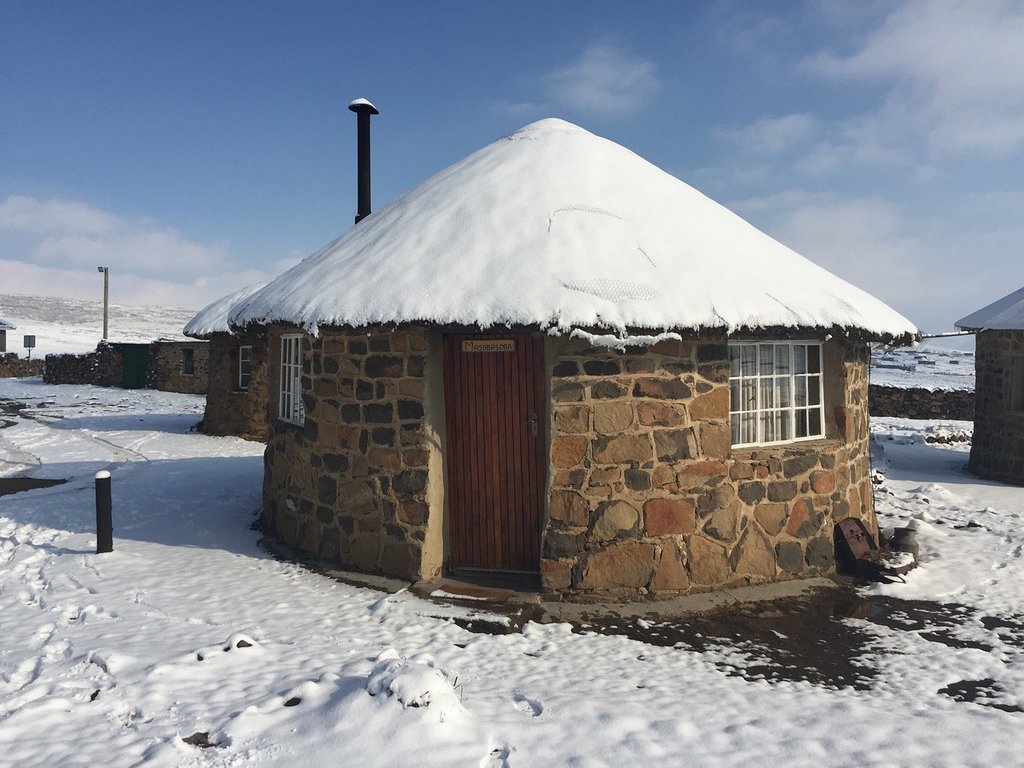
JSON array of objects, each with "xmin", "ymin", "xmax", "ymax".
[
  {"xmin": 231, "ymin": 119, "xmax": 917, "ymax": 340},
  {"xmin": 184, "ymin": 284, "xmax": 267, "ymax": 338},
  {"xmin": 0, "ymin": 319, "xmax": 15, "ymax": 331},
  {"xmin": 956, "ymin": 286, "xmax": 1024, "ymax": 331}
]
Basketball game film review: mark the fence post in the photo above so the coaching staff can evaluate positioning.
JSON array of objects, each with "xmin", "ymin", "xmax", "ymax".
[{"xmin": 95, "ymin": 470, "xmax": 113, "ymax": 553}]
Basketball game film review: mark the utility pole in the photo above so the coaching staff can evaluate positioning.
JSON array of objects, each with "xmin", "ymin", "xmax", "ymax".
[{"xmin": 97, "ymin": 266, "xmax": 109, "ymax": 340}]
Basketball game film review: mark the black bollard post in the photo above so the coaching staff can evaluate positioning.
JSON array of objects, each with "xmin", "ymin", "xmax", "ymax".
[{"xmin": 95, "ymin": 470, "xmax": 113, "ymax": 553}]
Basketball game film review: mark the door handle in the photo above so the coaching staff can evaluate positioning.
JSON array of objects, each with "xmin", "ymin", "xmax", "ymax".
[{"xmin": 525, "ymin": 412, "xmax": 539, "ymax": 438}]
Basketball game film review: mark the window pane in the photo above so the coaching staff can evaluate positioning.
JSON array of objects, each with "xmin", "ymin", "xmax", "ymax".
[
  {"xmin": 759, "ymin": 344, "xmax": 774, "ymax": 375},
  {"xmin": 809, "ymin": 409, "xmax": 822, "ymax": 436},
  {"xmin": 741, "ymin": 345, "xmax": 756, "ymax": 376},
  {"xmin": 807, "ymin": 345, "xmax": 821, "ymax": 374},
  {"xmin": 795, "ymin": 409, "xmax": 808, "ymax": 438},
  {"xmin": 741, "ymin": 412, "xmax": 756, "ymax": 444},
  {"xmin": 741, "ymin": 379, "xmax": 757, "ymax": 412},
  {"xmin": 760, "ymin": 378, "xmax": 775, "ymax": 409},
  {"xmin": 776, "ymin": 377, "xmax": 791, "ymax": 407},
  {"xmin": 729, "ymin": 347, "xmax": 742, "ymax": 377},
  {"xmin": 731, "ymin": 416, "xmax": 741, "ymax": 446},
  {"xmin": 774, "ymin": 345, "xmax": 790, "ymax": 374},
  {"xmin": 795, "ymin": 377, "xmax": 807, "ymax": 407},
  {"xmin": 730, "ymin": 380, "xmax": 741, "ymax": 412},
  {"xmin": 794, "ymin": 344, "xmax": 807, "ymax": 374},
  {"xmin": 808, "ymin": 375, "xmax": 821, "ymax": 406},
  {"xmin": 778, "ymin": 411, "xmax": 791, "ymax": 441},
  {"xmin": 761, "ymin": 412, "xmax": 775, "ymax": 443}
]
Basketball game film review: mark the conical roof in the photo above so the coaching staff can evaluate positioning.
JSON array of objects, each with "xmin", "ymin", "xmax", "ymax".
[
  {"xmin": 231, "ymin": 119, "xmax": 916, "ymax": 341},
  {"xmin": 956, "ymin": 286, "xmax": 1024, "ymax": 331},
  {"xmin": 184, "ymin": 283, "xmax": 266, "ymax": 339}
]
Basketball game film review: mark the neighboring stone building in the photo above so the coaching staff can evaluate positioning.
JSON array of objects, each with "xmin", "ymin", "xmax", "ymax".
[
  {"xmin": 957, "ymin": 287, "xmax": 1024, "ymax": 485},
  {"xmin": 147, "ymin": 339, "xmax": 209, "ymax": 395},
  {"xmin": 184, "ymin": 285, "xmax": 269, "ymax": 441},
  {"xmin": 0, "ymin": 318, "xmax": 13, "ymax": 353},
  {"xmin": 232, "ymin": 118, "xmax": 917, "ymax": 599}
]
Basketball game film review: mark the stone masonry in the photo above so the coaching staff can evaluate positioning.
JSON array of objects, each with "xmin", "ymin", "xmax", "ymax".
[
  {"xmin": 869, "ymin": 384, "xmax": 974, "ymax": 421},
  {"xmin": 969, "ymin": 330, "xmax": 1024, "ymax": 484},
  {"xmin": 261, "ymin": 326, "xmax": 441, "ymax": 580},
  {"xmin": 0, "ymin": 353, "xmax": 43, "ymax": 378},
  {"xmin": 147, "ymin": 340, "xmax": 209, "ymax": 394},
  {"xmin": 200, "ymin": 333, "xmax": 269, "ymax": 441},
  {"xmin": 541, "ymin": 336, "xmax": 875, "ymax": 600},
  {"xmin": 43, "ymin": 343, "xmax": 123, "ymax": 387}
]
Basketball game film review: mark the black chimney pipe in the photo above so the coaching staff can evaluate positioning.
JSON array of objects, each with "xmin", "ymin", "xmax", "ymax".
[{"xmin": 348, "ymin": 98, "xmax": 379, "ymax": 224}]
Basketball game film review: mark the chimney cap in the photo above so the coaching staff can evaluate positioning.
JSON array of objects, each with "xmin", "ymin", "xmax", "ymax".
[{"xmin": 348, "ymin": 98, "xmax": 379, "ymax": 115}]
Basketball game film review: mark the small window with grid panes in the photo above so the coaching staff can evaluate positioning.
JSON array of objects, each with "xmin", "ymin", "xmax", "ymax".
[{"xmin": 729, "ymin": 341, "xmax": 824, "ymax": 447}]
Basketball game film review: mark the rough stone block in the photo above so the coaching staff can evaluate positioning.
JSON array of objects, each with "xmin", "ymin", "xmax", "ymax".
[
  {"xmin": 643, "ymin": 497, "xmax": 696, "ymax": 535},
  {"xmin": 767, "ymin": 480, "xmax": 798, "ymax": 502},
  {"xmin": 805, "ymin": 536, "xmax": 834, "ymax": 569},
  {"xmin": 552, "ymin": 435, "xmax": 589, "ymax": 468},
  {"xmin": 698, "ymin": 421, "xmax": 732, "ymax": 459},
  {"xmin": 554, "ymin": 404, "xmax": 591, "ymax": 434},
  {"xmin": 590, "ymin": 500, "xmax": 639, "ymax": 541},
  {"xmin": 541, "ymin": 558, "xmax": 573, "ymax": 590},
  {"xmin": 581, "ymin": 541, "xmax": 656, "ymax": 589},
  {"xmin": 593, "ymin": 401, "xmax": 633, "ymax": 433},
  {"xmin": 688, "ymin": 535, "xmax": 732, "ymax": 585},
  {"xmin": 677, "ymin": 460, "xmax": 728, "ymax": 489},
  {"xmin": 549, "ymin": 490, "xmax": 590, "ymax": 527},
  {"xmin": 776, "ymin": 541, "xmax": 803, "ymax": 573},
  {"xmin": 732, "ymin": 526, "xmax": 776, "ymax": 579},
  {"xmin": 753, "ymin": 502, "xmax": 788, "ymax": 536},
  {"xmin": 785, "ymin": 498, "xmax": 820, "ymax": 538},
  {"xmin": 593, "ymin": 433, "xmax": 653, "ymax": 465},
  {"xmin": 636, "ymin": 401, "xmax": 685, "ymax": 427},
  {"xmin": 651, "ymin": 540, "xmax": 690, "ymax": 592},
  {"xmin": 689, "ymin": 387, "xmax": 728, "ymax": 420},
  {"xmin": 811, "ymin": 470, "xmax": 837, "ymax": 494},
  {"xmin": 633, "ymin": 377, "xmax": 691, "ymax": 400},
  {"xmin": 654, "ymin": 428, "xmax": 697, "ymax": 461}
]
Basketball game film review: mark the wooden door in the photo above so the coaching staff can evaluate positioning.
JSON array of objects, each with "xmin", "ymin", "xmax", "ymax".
[{"xmin": 443, "ymin": 333, "xmax": 546, "ymax": 572}]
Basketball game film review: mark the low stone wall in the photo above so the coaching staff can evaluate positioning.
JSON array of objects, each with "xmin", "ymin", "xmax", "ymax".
[
  {"xmin": 868, "ymin": 384, "xmax": 974, "ymax": 420},
  {"xmin": 43, "ymin": 345, "xmax": 122, "ymax": 387},
  {"xmin": 542, "ymin": 337, "xmax": 875, "ymax": 600},
  {"xmin": 969, "ymin": 330, "xmax": 1024, "ymax": 484},
  {"xmin": 148, "ymin": 340, "xmax": 208, "ymax": 394},
  {"xmin": 0, "ymin": 353, "xmax": 44, "ymax": 378}
]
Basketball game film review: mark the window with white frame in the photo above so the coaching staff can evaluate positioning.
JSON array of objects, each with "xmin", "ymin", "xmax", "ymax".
[
  {"xmin": 279, "ymin": 335, "xmax": 304, "ymax": 425},
  {"xmin": 729, "ymin": 341, "xmax": 825, "ymax": 447},
  {"xmin": 238, "ymin": 345, "xmax": 253, "ymax": 390}
]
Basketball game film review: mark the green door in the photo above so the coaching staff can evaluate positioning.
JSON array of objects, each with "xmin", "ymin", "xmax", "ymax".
[{"xmin": 121, "ymin": 344, "xmax": 150, "ymax": 389}]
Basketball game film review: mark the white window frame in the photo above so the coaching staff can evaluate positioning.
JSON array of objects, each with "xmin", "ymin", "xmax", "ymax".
[
  {"xmin": 279, "ymin": 335, "xmax": 304, "ymax": 425},
  {"xmin": 238, "ymin": 345, "xmax": 253, "ymax": 390},
  {"xmin": 729, "ymin": 340, "xmax": 825, "ymax": 448}
]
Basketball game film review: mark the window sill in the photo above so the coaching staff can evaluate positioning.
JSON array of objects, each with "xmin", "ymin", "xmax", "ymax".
[{"xmin": 730, "ymin": 435, "xmax": 844, "ymax": 459}]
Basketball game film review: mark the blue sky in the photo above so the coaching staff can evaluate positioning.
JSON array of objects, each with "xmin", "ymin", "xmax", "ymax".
[{"xmin": 2, "ymin": 1, "xmax": 1022, "ymax": 338}]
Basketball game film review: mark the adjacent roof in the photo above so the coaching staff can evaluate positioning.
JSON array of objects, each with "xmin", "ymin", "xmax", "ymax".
[
  {"xmin": 184, "ymin": 284, "xmax": 266, "ymax": 339},
  {"xmin": 231, "ymin": 118, "xmax": 917, "ymax": 342},
  {"xmin": 955, "ymin": 286, "xmax": 1024, "ymax": 331},
  {"xmin": 0, "ymin": 319, "xmax": 14, "ymax": 331}
]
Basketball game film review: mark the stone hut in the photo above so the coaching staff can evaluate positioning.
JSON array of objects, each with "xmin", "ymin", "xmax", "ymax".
[
  {"xmin": 184, "ymin": 285, "xmax": 269, "ymax": 441},
  {"xmin": 232, "ymin": 119, "xmax": 917, "ymax": 599},
  {"xmin": 147, "ymin": 339, "xmax": 209, "ymax": 395},
  {"xmin": 957, "ymin": 286, "xmax": 1024, "ymax": 484}
]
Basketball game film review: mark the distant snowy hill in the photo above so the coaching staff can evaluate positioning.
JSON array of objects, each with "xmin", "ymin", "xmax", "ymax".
[{"xmin": 0, "ymin": 293, "xmax": 195, "ymax": 357}]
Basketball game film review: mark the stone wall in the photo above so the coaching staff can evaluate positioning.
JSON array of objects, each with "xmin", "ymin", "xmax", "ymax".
[
  {"xmin": 541, "ymin": 336, "xmax": 875, "ymax": 600},
  {"xmin": 261, "ymin": 326, "xmax": 441, "ymax": 580},
  {"xmin": 868, "ymin": 384, "xmax": 974, "ymax": 420},
  {"xmin": 0, "ymin": 353, "xmax": 44, "ymax": 378},
  {"xmin": 43, "ymin": 344, "xmax": 122, "ymax": 387},
  {"xmin": 147, "ymin": 340, "xmax": 209, "ymax": 394},
  {"xmin": 969, "ymin": 330, "xmax": 1024, "ymax": 484},
  {"xmin": 200, "ymin": 333, "xmax": 269, "ymax": 441}
]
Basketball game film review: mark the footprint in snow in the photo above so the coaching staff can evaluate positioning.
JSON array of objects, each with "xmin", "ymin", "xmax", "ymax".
[{"xmin": 512, "ymin": 692, "xmax": 542, "ymax": 717}]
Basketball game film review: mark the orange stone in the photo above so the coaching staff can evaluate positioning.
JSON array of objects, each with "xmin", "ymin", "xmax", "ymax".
[{"xmin": 643, "ymin": 497, "xmax": 696, "ymax": 535}]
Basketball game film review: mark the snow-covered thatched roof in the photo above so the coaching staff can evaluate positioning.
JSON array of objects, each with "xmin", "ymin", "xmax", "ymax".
[
  {"xmin": 184, "ymin": 284, "xmax": 266, "ymax": 339},
  {"xmin": 231, "ymin": 118, "xmax": 917, "ymax": 342},
  {"xmin": 956, "ymin": 286, "xmax": 1024, "ymax": 331},
  {"xmin": 0, "ymin": 319, "xmax": 14, "ymax": 331}
]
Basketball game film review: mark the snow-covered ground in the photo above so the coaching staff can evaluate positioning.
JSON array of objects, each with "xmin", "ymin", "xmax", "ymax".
[
  {"xmin": 0, "ymin": 294, "xmax": 196, "ymax": 357},
  {"xmin": 870, "ymin": 340, "xmax": 975, "ymax": 391},
  {"xmin": 1, "ymin": 376, "xmax": 1021, "ymax": 767}
]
